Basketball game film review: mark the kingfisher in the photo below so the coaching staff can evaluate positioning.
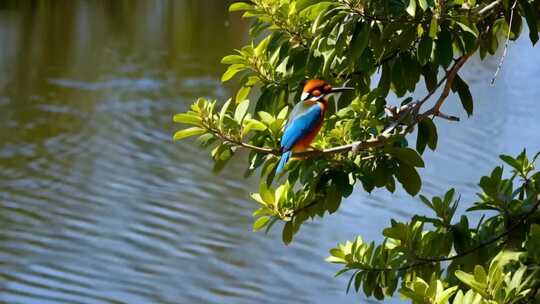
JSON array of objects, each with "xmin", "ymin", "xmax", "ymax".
[{"xmin": 276, "ymin": 79, "xmax": 353, "ymax": 174}]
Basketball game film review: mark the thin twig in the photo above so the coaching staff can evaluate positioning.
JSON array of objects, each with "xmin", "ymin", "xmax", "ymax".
[
  {"xmin": 418, "ymin": 73, "xmax": 449, "ymax": 106},
  {"xmin": 435, "ymin": 112, "xmax": 460, "ymax": 121},
  {"xmin": 208, "ymin": 127, "xmax": 278, "ymax": 155},
  {"xmin": 490, "ymin": 0, "xmax": 517, "ymax": 85}
]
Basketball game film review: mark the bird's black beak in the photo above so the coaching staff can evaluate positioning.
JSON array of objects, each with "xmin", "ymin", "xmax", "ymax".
[{"xmin": 330, "ymin": 86, "xmax": 354, "ymax": 93}]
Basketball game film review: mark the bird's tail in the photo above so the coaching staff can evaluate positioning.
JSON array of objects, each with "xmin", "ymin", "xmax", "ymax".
[{"xmin": 276, "ymin": 150, "xmax": 291, "ymax": 175}]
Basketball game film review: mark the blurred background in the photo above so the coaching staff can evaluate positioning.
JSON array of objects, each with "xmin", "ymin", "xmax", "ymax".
[{"xmin": 0, "ymin": 1, "xmax": 539, "ymax": 303}]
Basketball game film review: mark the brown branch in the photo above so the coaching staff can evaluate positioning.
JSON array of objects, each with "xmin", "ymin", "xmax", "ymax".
[
  {"xmin": 420, "ymin": 54, "xmax": 472, "ymax": 118},
  {"xmin": 208, "ymin": 127, "xmax": 279, "ymax": 155},
  {"xmin": 418, "ymin": 72, "xmax": 449, "ymax": 106}
]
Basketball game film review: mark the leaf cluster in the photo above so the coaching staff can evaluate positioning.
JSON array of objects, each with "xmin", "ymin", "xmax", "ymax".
[
  {"xmin": 173, "ymin": 0, "xmax": 539, "ymax": 241},
  {"xmin": 171, "ymin": 0, "xmax": 540, "ymax": 302},
  {"xmin": 327, "ymin": 151, "xmax": 540, "ymax": 302}
]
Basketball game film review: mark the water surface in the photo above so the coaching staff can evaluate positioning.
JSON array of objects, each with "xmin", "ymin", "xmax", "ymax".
[{"xmin": 0, "ymin": 1, "xmax": 539, "ymax": 303}]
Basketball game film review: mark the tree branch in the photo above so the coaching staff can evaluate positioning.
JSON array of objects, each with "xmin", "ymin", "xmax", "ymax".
[
  {"xmin": 208, "ymin": 127, "xmax": 279, "ymax": 155},
  {"xmin": 204, "ymin": 54, "xmax": 472, "ymax": 159},
  {"xmin": 364, "ymin": 198, "xmax": 540, "ymax": 273},
  {"xmin": 420, "ymin": 54, "xmax": 472, "ymax": 118}
]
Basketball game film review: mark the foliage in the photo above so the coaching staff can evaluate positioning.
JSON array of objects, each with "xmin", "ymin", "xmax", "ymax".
[
  {"xmin": 172, "ymin": 0, "xmax": 540, "ymax": 302},
  {"xmin": 327, "ymin": 151, "xmax": 540, "ymax": 302}
]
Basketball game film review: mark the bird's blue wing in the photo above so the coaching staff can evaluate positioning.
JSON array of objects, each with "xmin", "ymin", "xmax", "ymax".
[
  {"xmin": 287, "ymin": 100, "xmax": 313, "ymax": 123},
  {"xmin": 280, "ymin": 103, "xmax": 322, "ymax": 151}
]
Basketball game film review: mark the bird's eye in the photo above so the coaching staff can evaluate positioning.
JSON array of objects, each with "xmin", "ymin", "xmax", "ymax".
[{"xmin": 312, "ymin": 90, "xmax": 321, "ymax": 97}]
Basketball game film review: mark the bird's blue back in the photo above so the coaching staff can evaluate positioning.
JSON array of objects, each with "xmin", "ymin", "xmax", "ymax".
[{"xmin": 280, "ymin": 101, "xmax": 322, "ymax": 151}]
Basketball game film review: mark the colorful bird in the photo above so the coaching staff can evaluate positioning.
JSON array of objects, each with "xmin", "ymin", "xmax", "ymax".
[{"xmin": 276, "ymin": 79, "xmax": 353, "ymax": 174}]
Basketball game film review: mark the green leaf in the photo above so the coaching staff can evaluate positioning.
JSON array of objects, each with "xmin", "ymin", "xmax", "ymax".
[
  {"xmin": 242, "ymin": 119, "xmax": 267, "ymax": 136},
  {"xmin": 277, "ymin": 106, "xmax": 289, "ymax": 120},
  {"xmin": 253, "ymin": 216, "xmax": 270, "ymax": 231},
  {"xmin": 197, "ymin": 133, "xmax": 215, "ymax": 147},
  {"xmin": 326, "ymin": 185, "xmax": 342, "ymax": 214},
  {"xmin": 173, "ymin": 127, "xmax": 205, "ymax": 141},
  {"xmin": 282, "ymin": 221, "xmax": 294, "ymax": 245},
  {"xmin": 444, "ymin": 188, "xmax": 455, "ymax": 204},
  {"xmin": 250, "ymin": 193, "xmax": 267, "ymax": 206},
  {"xmin": 378, "ymin": 63, "xmax": 391, "ymax": 97},
  {"xmin": 425, "ymin": 119, "xmax": 438, "ymax": 150},
  {"xmin": 422, "ymin": 63, "xmax": 438, "ymax": 91},
  {"xmin": 435, "ymin": 285, "xmax": 458, "ymax": 304},
  {"xmin": 229, "ymin": 2, "xmax": 253, "ymax": 12},
  {"xmin": 221, "ymin": 54, "xmax": 244, "ymax": 65},
  {"xmin": 254, "ymin": 36, "xmax": 271, "ymax": 56},
  {"xmin": 528, "ymin": 224, "xmax": 540, "ymax": 262},
  {"xmin": 455, "ymin": 270, "xmax": 489, "ymax": 298},
  {"xmin": 349, "ymin": 22, "xmax": 371, "ymax": 59},
  {"xmin": 173, "ymin": 113, "xmax": 202, "ymax": 126},
  {"xmin": 383, "ymin": 222, "xmax": 408, "ymax": 241},
  {"xmin": 299, "ymin": 1, "xmax": 335, "ymax": 20},
  {"xmin": 452, "ymin": 75, "xmax": 473, "ymax": 116},
  {"xmin": 396, "ymin": 162, "xmax": 422, "ymax": 195},
  {"xmin": 520, "ymin": 0, "xmax": 539, "ymax": 45},
  {"xmin": 259, "ymin": 182, "xmax": 275, "ymax": 205},
  {"xmin": 322, "ymin": 49, "xmax": 337, "ymax": 78},
  {"xmin": 418, "ymin": 0, "xmax": 428, "ymax": 11},
  {"xmin": 234, "ymin": 99, "xmax": 250, "ymax": 123},
  {"xmin": 435, "ymin": 28, "xmax": 453, "ymax": 68},
  {"xmin": 406, "ymin": 0, "xmax": 417, "ymax": 16},
  {"xmin": 429, "ymin": 17, "xmax": 438, "ymax": 38},
  {"xmin": 416, "ymin": 120, "xmax": 428, "ymax": 154},
  {"xmin": 473, "ymin": 265, "xmax": 487, "ymax": 283},
  {"xmin": 456, "ymin": 22, "xmax": 478, "ymax": 38},
  {"xmin": 258, "ymin": 111, "xmax": 274, "ymax": 125},
  {"xmin": 222, "ymin": 64, "xmax": 244, "ymax": 82},
  {"xmin": 219, "ymin": 98, "xmax": 232, "ymax": 128},
  {"xmin": 275, "ymin": 183, "xmax": 288, "ymax": 205},
  {"xmin": 417, "ymin": 35, "xmax": 433, "ymax": 66},
  {"xmin": 387, "ymin": 147, "xmax": 425, "ymax": 167},
  {"xmin": 418, "ymin": 117, "xmax": 437, "ymax": 152},
  {"xmin": 236, "ymin": 84, "xmax": 252, "ymax": 102},
  {"xmin": 391, "ymin": 57, "xmax": 406, "ymax": 97}
]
